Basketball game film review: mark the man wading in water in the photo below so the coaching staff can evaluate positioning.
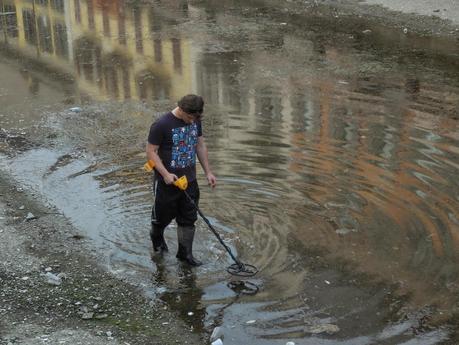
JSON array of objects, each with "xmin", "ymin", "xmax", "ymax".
[{"xmin": 146, "ymin": 95, "xmax": 217, "ymax": 266}]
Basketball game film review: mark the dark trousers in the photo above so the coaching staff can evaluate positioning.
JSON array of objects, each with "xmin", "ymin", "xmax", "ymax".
[{"xmin": 151, "ymin": 178, "xmax": 199, "ymax": 228}]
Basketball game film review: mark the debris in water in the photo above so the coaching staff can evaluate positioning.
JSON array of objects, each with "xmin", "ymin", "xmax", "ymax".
[
  {"xmin": 210, "ymin": 327, "xmax": 223, "ymax": 342},
  {"xmin": 43, "ymin": 272, "xmax": 62, "ymax": 286},
  {"xmin": 304, "ymin": 323, "xmax": 340, "ymax": 334}
]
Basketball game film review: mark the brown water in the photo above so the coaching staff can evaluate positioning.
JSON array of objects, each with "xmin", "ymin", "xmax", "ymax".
[{"xmin": 1, "ymin": 1, "xmax": 458, "ymax": 344}]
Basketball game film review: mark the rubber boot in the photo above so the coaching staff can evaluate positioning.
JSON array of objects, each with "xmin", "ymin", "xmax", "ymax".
[
  {"xmin": 150, "ymin": 224, "xmax": 168, "ymax": 253},
  {"xmin": 176, "ymin": 226, "xmax": 202, "ymax": 266}
]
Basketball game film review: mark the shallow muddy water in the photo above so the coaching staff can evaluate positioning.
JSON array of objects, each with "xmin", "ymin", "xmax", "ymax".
[{"xmin": 1, "ymin": 0, "xmax": 458, "ymax": 344}]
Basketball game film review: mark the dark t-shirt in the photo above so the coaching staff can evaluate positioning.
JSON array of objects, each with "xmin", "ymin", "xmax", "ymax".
[{"xmin": 148, "ymin": 112, "xmax": 202, "ymax": 182}]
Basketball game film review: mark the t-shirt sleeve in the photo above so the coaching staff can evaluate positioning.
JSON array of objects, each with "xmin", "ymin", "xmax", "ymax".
[{"xmin": 148, "ymin": 121, "xmax": 163, "ymax": 145}]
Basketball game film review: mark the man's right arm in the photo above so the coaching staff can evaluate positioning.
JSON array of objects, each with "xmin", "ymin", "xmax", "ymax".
[{"xmin": 146, "ymin": 143, "xmax": 177, "ymax": 185}]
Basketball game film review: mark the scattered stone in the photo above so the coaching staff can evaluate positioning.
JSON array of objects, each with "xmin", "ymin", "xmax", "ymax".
[
  {"xmin": 95, "ymin": 313, "xmax": 108, "ymax": 319},
  {"xmin": 69, "ymin": 107, "xmax": 82, "ymax": 113},
  {"xmin": 25, "ymin": 212, "xmax": 37, "ymax": 221},
  {"xmin": 335, "ymin": 228, "xmax": 356, "ymax": 235},
  {"xmin": 187, "ymin": 312, "xmax": 194, "ymax": 316},
  {"xmin": 19, "ymin": 205, "xmax": 25, "ymax": 210},
  {"xmin": 57, "ymin": 272, "xmax": 67, "ymax": 280},
  {"xmin": 246, "ymin": 320, "xmax": 256, "ymax": 324},
  {"xmin": 211, "ymin": 339, "xmax": 223, "ymax": 345},
  {"xmin": 286, "ymin": 342, "xmax": 295, "ymax": 345},
  {"xmin": 81, "ymin": 312, "xmax": 94, "ymax": 320}
]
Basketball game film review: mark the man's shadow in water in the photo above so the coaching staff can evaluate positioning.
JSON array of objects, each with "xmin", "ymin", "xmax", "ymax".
[
  {"xmin": 152, "ymin": 256, "xmax": 206, "ymax": 333},
  {"xmin": 151, "ymin": 255, "xmax": 261, "ymax": 335}
]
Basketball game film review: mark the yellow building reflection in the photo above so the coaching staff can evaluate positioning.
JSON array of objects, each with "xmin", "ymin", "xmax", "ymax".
[{"xmin": 1, "ymin": 0, "xmax": 194, "ymax": 101}]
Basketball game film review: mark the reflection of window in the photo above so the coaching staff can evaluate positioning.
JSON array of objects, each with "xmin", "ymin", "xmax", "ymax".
[
  {"xmin": 37, "ymin": 15, "xmax": 53, "ymax": 53},
  {"xmin": 36, "ymin": 0, "xmax": 49, "ymax": 7},
  {"xmin": 102, "ymin": 9, "xmax": 110, "ymax": 37},
  {"xmin": 118, "ymin": 8, "xmax": 126, "ymax": 45},
  {"xmin": 171, "ymin": 38, "xmax": 182, "ymax": 72},
  {"xmin": 53, "ymin": 22, "xmax": 69, "ymax": 58},
  {"xmin": 22, "ymin": 9, "xmax": 37, "ymax": 45},
  {"xmin": 137, "ymin": 73, "xmax": 168, "ymax": 101},
  {"xmin": 104, "ymin": 66, "xmax": 119, "ymax": 98},
  {"xmin": 74, "ymin": 0, "xmax": 81, "ymax": 23},
  {"xmin": 2, "ymin": 5, "xmax": 18, "ymax": 38},
  {"xmin": 148, "ymin": 8, "xmax": 161, "ymax": 32},
  {"xmin": 87, "ymin": 0, "xmax": 95, "ymax": 30},
  {"xmin": 122, "ymin": 67, "xmax": 130, "ymax": 99},
  {"xmin": 133, "ymin": 9, "xmax": 143, "ymax": 53},
  {"xmin": 154, "ymin": 39, "xmax": 162, "ymax": 63},
  {"xmin": 51, "ymin": 0, "xmax": 65, "ymax": 13}
]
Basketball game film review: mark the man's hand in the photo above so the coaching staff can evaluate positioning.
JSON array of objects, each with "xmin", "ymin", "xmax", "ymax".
[
  {"xmin": 206, "ymin": 172, "xmax": 217, "ymax": 188},
  {"xmin": 164, "ymin": 173, "xmax": 178, "ymax": 185}
]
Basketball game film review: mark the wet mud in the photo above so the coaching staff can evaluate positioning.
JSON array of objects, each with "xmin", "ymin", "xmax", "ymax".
[{"xmin": 1, "ymin": 0, "xmax": 458, "ymax": 344}]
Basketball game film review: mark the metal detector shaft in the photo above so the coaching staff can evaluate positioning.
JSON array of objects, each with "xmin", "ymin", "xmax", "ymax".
[{"xmin": 183, "ymin": 190, "xmax": 243, "ymax": 267}]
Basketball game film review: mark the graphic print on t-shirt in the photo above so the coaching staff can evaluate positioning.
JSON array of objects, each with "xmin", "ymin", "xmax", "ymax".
[{"xmin": 170, "ymin": 123, "xmax": 198, "ymax": 169}]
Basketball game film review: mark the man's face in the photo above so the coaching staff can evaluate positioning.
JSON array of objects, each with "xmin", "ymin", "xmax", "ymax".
[{"xmin": 182, "ymin": 110, "xmax": 201, "ymax": 124}]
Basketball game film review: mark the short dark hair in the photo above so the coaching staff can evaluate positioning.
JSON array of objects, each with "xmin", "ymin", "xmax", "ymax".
[{"xmin": 178, "ymin": 94, "xmax": 204, "ymax": 116}]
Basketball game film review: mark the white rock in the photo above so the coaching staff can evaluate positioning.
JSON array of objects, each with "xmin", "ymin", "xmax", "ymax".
[
  {"xmin": 246, "ymin": 320, "xmax": 256, "ymax": 324},
  {"xmin": 44, "ymin": 272, "xmax": 62, "ymax": 286},
  {"xmin": 211, "ymin": 339, "xmax": 223, "ymax": 345},
  {"xmin": 286, "ymin": 342, "xmax": 295, "ymax": 345},
  {"xmin": 25, "ymin": 212, "xmax": 37, "ymax": 221}
]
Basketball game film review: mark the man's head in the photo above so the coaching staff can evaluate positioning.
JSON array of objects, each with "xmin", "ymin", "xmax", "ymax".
[{"xmin": 178, "ymin": 94, "xmax": 204, "ymax": 123}]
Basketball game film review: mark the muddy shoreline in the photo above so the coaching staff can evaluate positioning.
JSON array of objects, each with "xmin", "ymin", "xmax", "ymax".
[{"xmin": 0, "ymin": 171, "xmax": 203, "ymax": 344}]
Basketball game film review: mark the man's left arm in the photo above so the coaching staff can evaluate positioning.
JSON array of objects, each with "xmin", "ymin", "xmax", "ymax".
[{"xmin": 196, "ymin": 136, "xmax": 217, "ymax": 188}]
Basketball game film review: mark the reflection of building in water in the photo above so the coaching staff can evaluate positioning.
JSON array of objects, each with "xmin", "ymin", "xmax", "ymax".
[{"xmin": 0, "ymin": 0, "xmax": 195, "ymax": 101}]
